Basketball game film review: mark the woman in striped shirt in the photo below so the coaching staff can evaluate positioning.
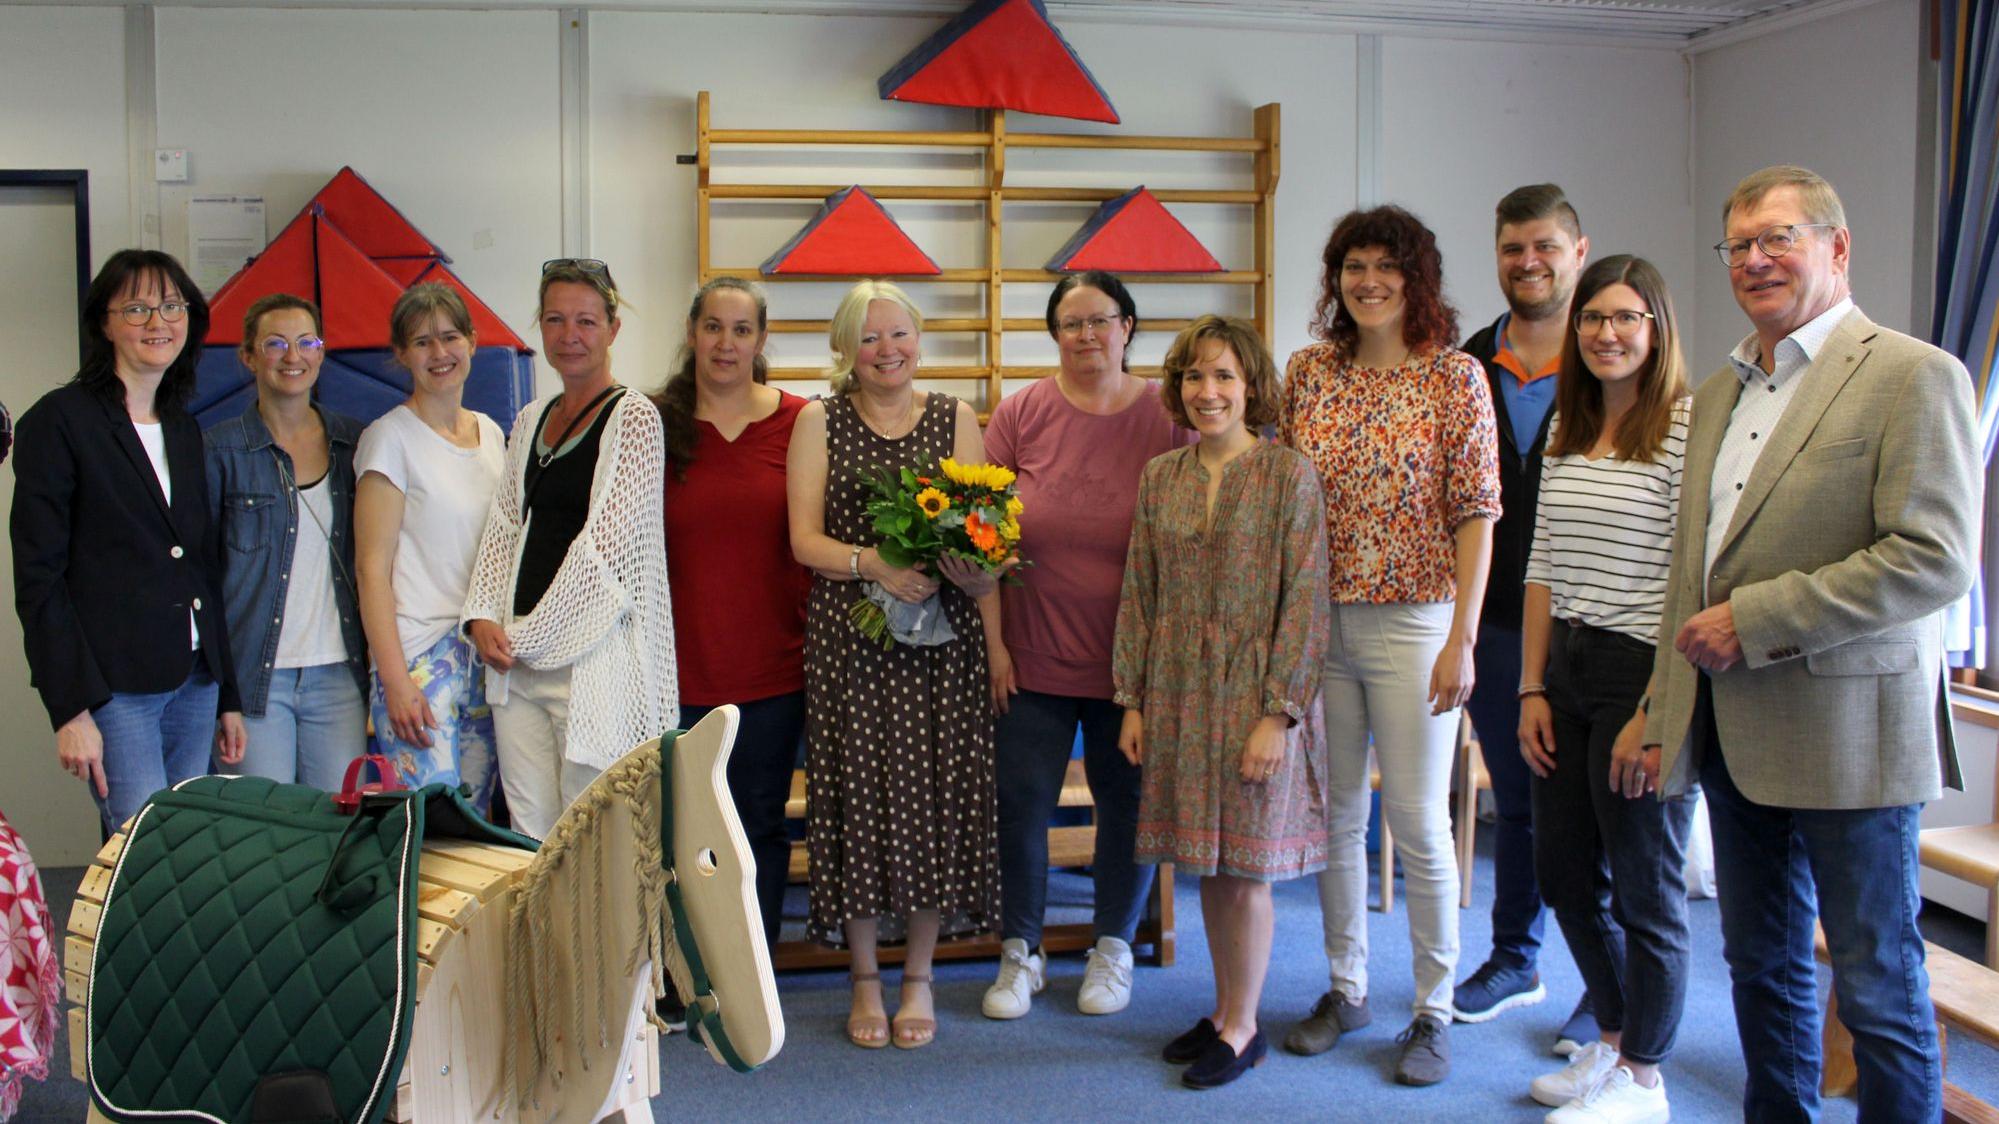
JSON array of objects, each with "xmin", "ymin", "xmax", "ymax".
[{"xmin": 1516, "ymin": 254, "xmax": 1693, "ymax": 1124}]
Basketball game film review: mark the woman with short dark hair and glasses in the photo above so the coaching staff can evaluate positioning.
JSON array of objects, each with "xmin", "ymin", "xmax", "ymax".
[
  {"xmin": 206, "ymin": 293, "xmax": 369, "ymax": 789},
  {"xmin": 1515, "ymin": 254, "xmax": 1694, "ymax": 1123},
  {"xmin": 12, "ymin": 248, "xmax": 246, "ymax": 835},
  {"xmin": 462, "ymin": 259, "xmax": 676, "ymax": 839},
  {"xmin": 979, "ymin": 270, "xmax": 1190, "ymax": 1023}
]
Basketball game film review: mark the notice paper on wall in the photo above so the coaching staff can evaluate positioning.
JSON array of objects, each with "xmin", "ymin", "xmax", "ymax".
[{"xmin": 188, "ymin": 195, "xmax": 267, "ymax": 295}]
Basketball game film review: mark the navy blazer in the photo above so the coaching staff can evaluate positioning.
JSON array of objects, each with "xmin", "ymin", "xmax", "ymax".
[{"xmin": 11, "ymin": 383, "xmax": 240, "ymax": 729}]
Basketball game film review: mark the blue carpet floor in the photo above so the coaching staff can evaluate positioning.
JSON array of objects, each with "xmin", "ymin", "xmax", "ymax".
[{"xmin": 17, "ymin": 835, "xmax": 1996, "ymax": 1122}]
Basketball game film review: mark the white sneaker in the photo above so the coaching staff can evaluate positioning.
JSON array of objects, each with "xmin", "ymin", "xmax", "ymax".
[
  {"xmin": 1531, "ymin": 1040, "xmax": 1620, "ymax": 1107},
  {"xmin": 1546, "ymin": 1066, "xmax": 1670, "ymax": 1124},
  {"xmin": 982, "ymin": 938, "xmax": 1046, "ymax": 1019},
  {"xmin": 1077, "ymin": 935, "xmax": 1133, "ymax": 1015}
]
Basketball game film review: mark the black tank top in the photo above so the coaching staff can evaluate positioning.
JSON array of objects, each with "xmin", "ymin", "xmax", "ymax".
[{"xmin": 513, "ymin": 396, "xmax": 618, "ymax": 617}]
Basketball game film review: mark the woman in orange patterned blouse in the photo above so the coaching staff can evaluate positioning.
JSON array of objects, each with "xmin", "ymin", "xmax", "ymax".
[{"xmin": 1276, "ymin": 205, "xmax": 1501, "ymax": 1088}]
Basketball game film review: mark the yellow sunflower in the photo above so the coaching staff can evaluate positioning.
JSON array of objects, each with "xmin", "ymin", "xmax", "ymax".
[
  {"xmin": 940, "ymin": 457, "xmax": 1017, "ymax": 490},
  {"xmin": 916, "ymin": 487, "xmax": 950, "ymax": 518}
]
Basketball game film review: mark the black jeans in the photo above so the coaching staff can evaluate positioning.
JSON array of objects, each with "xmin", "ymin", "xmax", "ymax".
[
  {"xmin": 683, "ymin": 691, "xmax": 806, "ymax": 947},
  {"xmin": 1533, "ymin": 620, "xmax": 1695, "ymax": 1065}
]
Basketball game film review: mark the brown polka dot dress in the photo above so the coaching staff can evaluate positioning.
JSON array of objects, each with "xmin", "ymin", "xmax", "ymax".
[{"xmin": 804, "ymin": 392, "xmax": 997, "ymax": 945}]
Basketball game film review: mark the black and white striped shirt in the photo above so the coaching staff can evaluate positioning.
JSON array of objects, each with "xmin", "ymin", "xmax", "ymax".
[{"xmin": 1524, "ymin": 400, "xmax": 1690, "ymax": 645}]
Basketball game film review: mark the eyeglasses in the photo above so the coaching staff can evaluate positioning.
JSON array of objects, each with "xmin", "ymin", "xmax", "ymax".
[
  {"xmin": 1057, "ymin": 315, "xmax": 1120, "ymax": 337},
  {"xmin": 258, "ymin": 335, "xmax": 326, "ymax": 358},
  {"xmin": 1574, "ymin": 309, "xmax": 1657, "ymax": 335},
  {"xmin": 1713, "ymin": 223, "xmax": 1836, "ymax": 268},
  {"xmin": 115, "ymin": 301, "xmax": 188, "ymax": 326}
]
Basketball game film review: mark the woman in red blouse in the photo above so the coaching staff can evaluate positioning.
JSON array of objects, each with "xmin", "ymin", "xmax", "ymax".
[
  {"xmin": 656, "ymin": 277, "xmax": 812, "ymax": 947},
  {"xmin": 1276, "ymin": 206, "xmax": 1502, "ymax": 1087}
]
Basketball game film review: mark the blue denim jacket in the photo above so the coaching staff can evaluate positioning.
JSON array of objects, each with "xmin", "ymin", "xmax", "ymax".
[{"xmin": 204, "ymin": 402, "xmax": 368, "ymax": 717}]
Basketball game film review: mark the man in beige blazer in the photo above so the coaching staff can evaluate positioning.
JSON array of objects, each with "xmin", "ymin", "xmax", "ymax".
[{"xmin": 1638, "ymin": 165, "xmax": 1979, "ymax": 1122}]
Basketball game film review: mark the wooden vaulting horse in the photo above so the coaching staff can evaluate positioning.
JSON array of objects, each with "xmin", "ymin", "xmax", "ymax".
[{"xmin": 66, "ymin": 706, "xmax": 781, "ymax": 1124}]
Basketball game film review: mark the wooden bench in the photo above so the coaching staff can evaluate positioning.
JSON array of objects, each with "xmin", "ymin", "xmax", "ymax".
[
  {"xmin": 1814, "ymin": 927, "xmax": 1999, "ymax": 1123},
  {"xmin": 772, "ymin": 760, "xmax": 1176, "ymax": 970},
  {"xmin": 1919, "ymin": 772, "xmax": 1999, "ymax": 968}
]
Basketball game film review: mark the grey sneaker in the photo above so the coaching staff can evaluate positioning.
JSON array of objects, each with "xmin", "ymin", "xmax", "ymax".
[
  {"xmin": 1393, "ymin": 1015, "xmax": 1452, "ymax": 1086},
  {"xmin": 1282, "ymin": 989, "xmax": 1372, "ymax": 1055}
]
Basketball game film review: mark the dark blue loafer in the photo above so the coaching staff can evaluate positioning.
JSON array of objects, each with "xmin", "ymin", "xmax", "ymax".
[
  {"xmin": 1182, "ymin": 1031, "xmax": 1267, "ymax": 1089},
  {"xmin": 1163, "ymin": 1018, "xmax": 1220, "ymax": 1064}
]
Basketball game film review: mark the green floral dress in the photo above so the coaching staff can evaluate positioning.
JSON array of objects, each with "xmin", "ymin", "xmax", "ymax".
[{"xmin": 1112, "ymin": 442, "xmax": 1330, "ymax": 880}]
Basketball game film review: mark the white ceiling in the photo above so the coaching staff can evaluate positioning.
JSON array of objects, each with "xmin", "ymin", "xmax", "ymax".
[{"xmin": 0, "ymin": 0, "xmax": 1887, "ymax": 49}]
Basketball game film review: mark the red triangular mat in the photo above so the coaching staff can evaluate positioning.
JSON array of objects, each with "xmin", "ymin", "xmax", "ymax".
[
  {"xmin": 312, "ymin": 167, "xmax": 443, "ymax": 260},
  {"xmin": 407, "ymin": 261, "xmax": 529, "ymax": 350},
  {"xmin": 304, "ymin": 214, "xmax": 412, "ymax": 348},
  {"xmin": 1047, "ymin": 187, "xmax": 1222, "ymax": 273},
  {"xmin": 879, "ymin": 0, "xmax": 1117, "ymax": 124},
  {"xmin": 760, "ymin": 186, "xmax": 941, "ymax": 276},
  {"xmin": 204, "ymin": 215, "xmax": 317, "ymax": 345}
]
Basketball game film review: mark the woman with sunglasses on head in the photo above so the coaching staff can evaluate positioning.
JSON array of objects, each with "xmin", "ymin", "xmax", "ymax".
[
  {"xmin": 656, "ymin": 276, "xmax": 811, "ymax": 947},
  {"xmin": 979, "ymin": 271, "xmax": 1190, "ymax": 1022},
  {"xmin": 1516, "ymin": 255, "xmax": 1693, "ymax": 1124},
  {"xmin": 206, "ymin": 294, "xmax": 369, "ymax": 789},
  {"xmin": 12, "ymin": 249, "xmax": 246, "ymax": 835},
  {"xmin": 1278, "ymin": 206, "xmax": 1501, "ymax": 1087},
  {"xmin": 463, "ymin": 259, "xmax": 675, "ymax": 840},
  {"xmin": 355, "ymin": 283, "xmax": 505, "ymax": 809}
]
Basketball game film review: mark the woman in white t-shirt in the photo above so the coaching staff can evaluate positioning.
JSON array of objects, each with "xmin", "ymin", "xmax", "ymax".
[{"xmin": 354, "ymin": 283, "xmax": 506, "ymax": 810}]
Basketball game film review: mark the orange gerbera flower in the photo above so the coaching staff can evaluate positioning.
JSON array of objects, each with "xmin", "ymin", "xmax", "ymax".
[{"xmin": 965, "ymin": 510, "xmax": 1000, "ymax": 552}]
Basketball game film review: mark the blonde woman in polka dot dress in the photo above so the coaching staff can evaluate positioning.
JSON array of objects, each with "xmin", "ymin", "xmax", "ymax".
[{"xmin": 786, "ymin": 280, "xmax": 1003, "ymax": 1050}]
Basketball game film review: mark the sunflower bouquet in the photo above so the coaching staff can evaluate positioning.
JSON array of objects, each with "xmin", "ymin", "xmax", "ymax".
[{"xmin": 851, "ymin": 456, "xmax": 1026, "ymax": 648}]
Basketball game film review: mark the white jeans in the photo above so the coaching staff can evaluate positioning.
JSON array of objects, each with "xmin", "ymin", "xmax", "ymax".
[
  {"xmin": 1314, "ymin": 601, "xmax": 1461, "ymax": 1020},
  {"xmin": 492, "ymin": 662, "xmax": 602, "ymax": 840}
]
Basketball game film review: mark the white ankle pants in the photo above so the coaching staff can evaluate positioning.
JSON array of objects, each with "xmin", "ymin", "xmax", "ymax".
[
  {"xmin": 1312, "ymin": 601, "xmax": 1461, "ymax": 1020},
  {"xmin": 492, "ymin": 662, "xmax": 602, "ymax": 840}
]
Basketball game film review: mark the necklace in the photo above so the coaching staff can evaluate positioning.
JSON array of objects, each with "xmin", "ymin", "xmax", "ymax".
[
  {"xmin": 538, "ymin": 384, "xmax": 623, "ymax": 468},
  {"xmin": 855, "ymin": 392, "xmax": 918, "ymax": 440}
]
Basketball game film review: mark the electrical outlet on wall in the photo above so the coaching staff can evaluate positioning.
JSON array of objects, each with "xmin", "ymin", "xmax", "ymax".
[{"xmin": 154, "ymin": 149, "xmax": 188, "ymax": 182}]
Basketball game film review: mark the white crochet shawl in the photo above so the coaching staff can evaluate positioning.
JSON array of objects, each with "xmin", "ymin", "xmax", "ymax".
[{"xmin": 461, "ymin": 390, "xmax": 678, "ymax": 769}]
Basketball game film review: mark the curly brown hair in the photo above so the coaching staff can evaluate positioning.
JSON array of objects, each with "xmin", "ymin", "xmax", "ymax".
[
  {"xmin": 1308, "ymin": 205, "xmax": 1458, "ymax": 355},
  {"xmin": 1160, "ymin": 314, "xmax": 1282, "ymax": 431}
]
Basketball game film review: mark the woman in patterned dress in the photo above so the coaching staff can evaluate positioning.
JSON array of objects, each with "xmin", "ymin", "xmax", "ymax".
[
  {"xmin": 1278, "ymin": 206, "xmax": 1502, "ymax": 1087},
  {"xmin": 1114, "ymin": 315, "xmax": 1330, "ymax": 1089},
  {"xmin": 786, "ymin": 280, "xmax": 1002, "ymax": 1050}
]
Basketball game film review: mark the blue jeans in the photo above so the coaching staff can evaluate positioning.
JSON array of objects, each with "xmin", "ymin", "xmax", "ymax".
[
  {"xmin": 235, "ymin": 662, "xmax": 368, "ymax": 790},
  {"xmin": 1535, "ymin": 621, "xmax": 1693, "ymax": 1065},
  {"xmin": 995, "ymin": 689, "xmax": 1152, "ymax": 948},
  {"xmin": 683, "ymin": 692, "xmax": 805, "ymax": 948},
  {"xmin": 1465, "ymin": 621, "xmax": 1546, "ymax": 971},
  {"xmin": 1698, "ymin": 677, "xmax": 1941, "ymax": 1123},
  {"xmin": 90, "ymin": 659, "xmax": 219, "ymax": 835}
]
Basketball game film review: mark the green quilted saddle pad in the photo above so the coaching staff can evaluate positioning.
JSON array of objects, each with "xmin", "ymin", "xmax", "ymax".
[{"xmin": 85, "ymin": 776, "xmax": 534, "ymax": 1124}]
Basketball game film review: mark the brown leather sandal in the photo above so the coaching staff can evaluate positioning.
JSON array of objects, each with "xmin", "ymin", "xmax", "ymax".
[
  {"xmin": 848, "ymin": 972, "xmax": 888, "ymax": 1049},
  {"xmin": 893, "ymin": 973, "xmax": 936, "ymax": 1050}
]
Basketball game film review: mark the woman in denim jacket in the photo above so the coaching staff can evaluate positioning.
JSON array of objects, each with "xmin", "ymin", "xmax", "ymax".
[{"xmin": 206, "ymin": 293, "xmax": 368, "ymax": 788}]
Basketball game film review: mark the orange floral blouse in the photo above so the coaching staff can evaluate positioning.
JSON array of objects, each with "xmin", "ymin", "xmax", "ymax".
[{"xmin": 1279, "ymin": 343, "xmax": 1501, "ymax": 605}]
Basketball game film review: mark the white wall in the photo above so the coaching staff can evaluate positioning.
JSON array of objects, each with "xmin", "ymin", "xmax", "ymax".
[
  {"xmin": 1381, "ymin": 36, "xmax": 1697, "ymax": 349},
  {"xmin": 1690, "ymin": 0, "xmax": 1922, "ymax": 374},
  {"xmin": 152, "ymin": 8, "xmax": 564, "ymax": 364},
  {"xmin": 0, "ymin": 4, "xmax": 131, "ymax": 278}
]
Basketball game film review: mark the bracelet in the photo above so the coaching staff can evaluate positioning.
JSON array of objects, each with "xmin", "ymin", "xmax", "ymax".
[
  {"xmin": 849, "ymin": 545, "xmax": 863, "ymax": 580},
  {"xmin": 1517, "ymin": 683, "xmax": 1547, "ymax": 699}
]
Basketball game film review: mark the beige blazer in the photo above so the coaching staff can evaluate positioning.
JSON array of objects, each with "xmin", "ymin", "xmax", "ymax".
[{"xmin": 1646, "ymin": 310, "xmax": 1979, "ymax": 810}]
